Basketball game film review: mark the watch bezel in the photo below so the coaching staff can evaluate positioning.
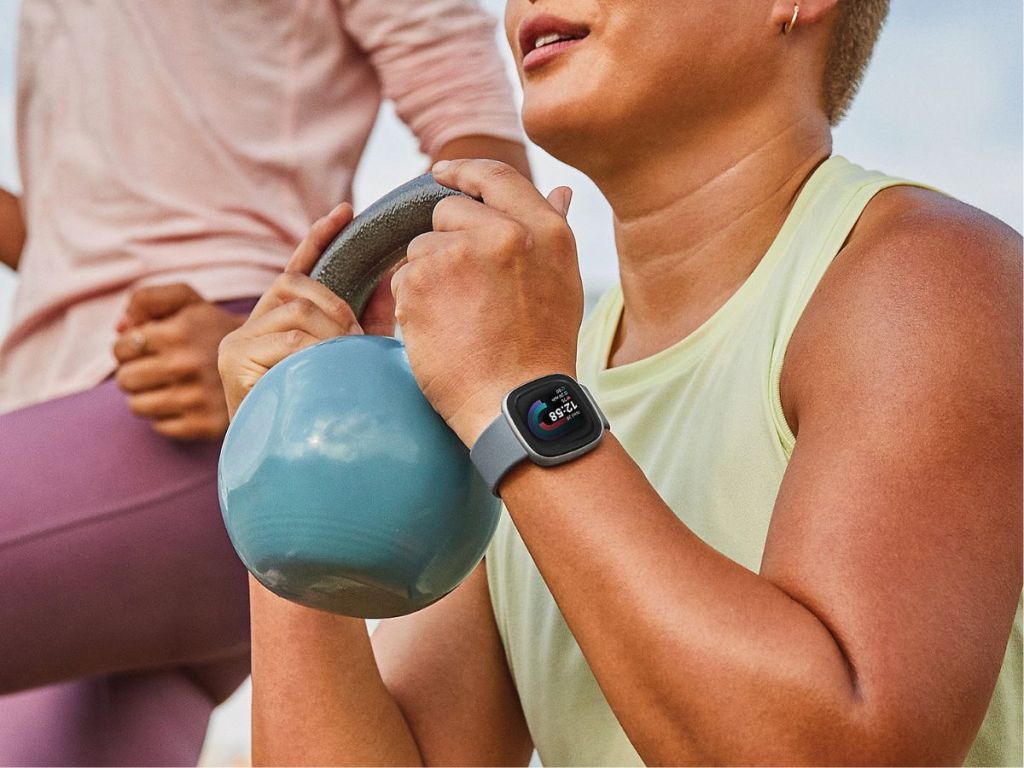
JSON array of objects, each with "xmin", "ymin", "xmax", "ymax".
[{"xmin": 501, "ymin": 374, "xmax": 606, "ymax": 466}]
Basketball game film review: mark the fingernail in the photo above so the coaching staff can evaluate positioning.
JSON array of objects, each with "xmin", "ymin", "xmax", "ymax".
[
  {"xmin": 561, "ymin": 188, "xmax": 573, "ymax": 216},
  {"xmin": 349, "ymin": 322, "xmax": 364, "ymax": 336},
  {"xmin": 432, "ymin": 160, "xmax": 451, "ymax": 175}
]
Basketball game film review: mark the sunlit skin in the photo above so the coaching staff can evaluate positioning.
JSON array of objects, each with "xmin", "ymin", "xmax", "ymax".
[{"xmin": 219, "ymin": 0, "xmax": 1023, "ymax": 764}]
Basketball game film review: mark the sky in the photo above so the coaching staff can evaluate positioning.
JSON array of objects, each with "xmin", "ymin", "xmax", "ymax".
[{"xmin": 0, "ymin": 1, "xmax": 1021, "ymax": 322}]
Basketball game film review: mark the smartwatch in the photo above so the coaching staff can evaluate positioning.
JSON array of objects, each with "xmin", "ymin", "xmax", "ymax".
[{"xmin": 470, "ymin": 373, "xmax": 609, "ymax": 496}]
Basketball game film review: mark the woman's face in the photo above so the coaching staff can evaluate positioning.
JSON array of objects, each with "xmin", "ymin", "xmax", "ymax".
[{"xmin": 504, "ymin": 1, "xmax": 783, "ymax": 173}]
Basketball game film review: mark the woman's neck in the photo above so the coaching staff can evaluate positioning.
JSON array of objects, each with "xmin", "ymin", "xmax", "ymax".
[{"xmin": 594, "ymin": 111, "xmax": 832, "ymax": 367}]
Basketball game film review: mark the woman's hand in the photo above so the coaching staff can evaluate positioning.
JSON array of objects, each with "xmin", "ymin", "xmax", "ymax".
[
  {"xmin": 218, "ymin": 203, "xmax": 395, "ymax": 419},
  {"xmin": 113, "ymin": 283, "xmax": 246, "ymax": 440},
  {"xmin": 392, "ymin": 159, "xmax": 581, "ymax": 446}
]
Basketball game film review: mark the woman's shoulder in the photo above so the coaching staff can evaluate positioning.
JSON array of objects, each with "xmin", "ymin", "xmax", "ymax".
[
  {"xmin": 833, "ymin": 186, "xmax": 1020, "ymax": 334},
  {"xmin": 851, "ymin": 185, "xmax": 1020, "ymax": 266},
  {"xmin": 779, "ymin": 183, "xmax": 1021, "ymax": 434},
  {"xmin": 805, "ymin": 184, "xmax": 1020, "ymax": 336}
]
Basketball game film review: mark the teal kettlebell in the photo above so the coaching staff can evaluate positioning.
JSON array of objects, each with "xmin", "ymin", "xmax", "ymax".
[{"xmin": 218, "ymin": 175, "xmax": 501, "ymax": 618}]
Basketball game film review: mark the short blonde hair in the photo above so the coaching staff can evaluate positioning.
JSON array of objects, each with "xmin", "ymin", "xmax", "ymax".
[{"xmin": 824, "ymin": 0, "xmax": 890, "ymax": 124}]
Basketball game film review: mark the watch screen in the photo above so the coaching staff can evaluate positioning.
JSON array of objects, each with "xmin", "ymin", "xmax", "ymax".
[
  {"xmin": 523, "ymin": 384, "xmax": 587, "ymax": 441},
  {"xmin": 509, "ymin": 375, "xmax": 603, "ymax": 458}
]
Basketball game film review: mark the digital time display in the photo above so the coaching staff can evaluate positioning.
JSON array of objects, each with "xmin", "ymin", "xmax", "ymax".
[
  {"xmin": 525, "ymin": 384, "xmax": 586, "ymax": 441},
  {"xmin": 509, "ymin": 375, "xmax": 602, "ymax": 459}
]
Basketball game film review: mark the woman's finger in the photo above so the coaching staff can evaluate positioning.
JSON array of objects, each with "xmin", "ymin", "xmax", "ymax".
[
  {"xmin": 119, "ymin": 283, "xmax": 203, "ymax": 330},
  {"xmin": 405, "ymin": 230, "xmax": 469, "ymax": 263},
  {"xmin": 115, "ymin": 354, "xmax": 193, "ymax": 393},
  {"xmin": 113, "ymin": 313, "xmax": 201, "ymax": 358},
  {"xmin": 126, "ymin": 383, "xmax": 205, "ymax": 418},
  {"xmin": 249, "ymin": 271, "xmax": 359, "ymax": 328},
  {"xmin": 546, "ymin": 186, "xmax": 573, "ymax": 218},
  {"xmin": 114, "ymin": 316, "xmax": 188, "ymax": 360},
  {"xmin": 390, "ymin": 261, "xmax": 412, "ymax": 310},
  {"xmin": 237, "ymin": 329, "xmax": 326, "ymax": 370},
  {"xmin": 113, "ymin": 328, "xmax": 154, "ymax": 363},
  {"xmin": 431, "ymin": 194, "xmax": 495, "ymax": 233},
  {"xmin": 431, "ymin": 159, "xmax": 555, "ymax": 221},
  {"xmin": 242, "ymin": 296, "xmax": 360, "ymax": 342},
  {"xmin": 151, "ymin": 414, "xmax": 221, "ymax": 441},
  {"xmin": 285, "ymin": 203, "xmax": 354, "ymax": 273}
]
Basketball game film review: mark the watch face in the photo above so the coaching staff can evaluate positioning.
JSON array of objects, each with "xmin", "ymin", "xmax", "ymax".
[{"xmin": 508, "ymin": 375, "xmax": 604, "ymax": 458}]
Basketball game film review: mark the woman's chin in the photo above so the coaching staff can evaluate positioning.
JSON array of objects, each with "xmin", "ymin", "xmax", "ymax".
[{"xmin": 522, "ymin": 94, "xmax": 606, "ymax": 169}]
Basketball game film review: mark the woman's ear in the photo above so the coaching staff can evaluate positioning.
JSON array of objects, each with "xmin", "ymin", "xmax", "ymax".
[{"xmin": 770, "ymin": 0, "xmax": 839, "ymax": 34}]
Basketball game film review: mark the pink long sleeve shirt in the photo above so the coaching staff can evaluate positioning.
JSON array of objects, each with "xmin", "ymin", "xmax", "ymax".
[{"xmin": 0, "ymin": 0, "xmax": 522, "ymax": 413}]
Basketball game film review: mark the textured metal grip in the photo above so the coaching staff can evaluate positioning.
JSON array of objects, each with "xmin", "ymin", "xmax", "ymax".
[{"xmin": 310, "ymin": 174, "xmax": 471, "ymax": 317}]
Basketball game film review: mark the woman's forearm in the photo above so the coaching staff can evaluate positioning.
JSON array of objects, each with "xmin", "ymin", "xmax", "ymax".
[
  {"xmin": 499, "ymin": 438, "xmax": 865, "ymax": 765},
  {"xmin": 432, "ymin": 136, "xmax": 531, "ymax": 180},
  {"xmin": 0, "ymin": 188, "xmax": 25, "ymax": 271},
  {"xmin": 249, "ymin": 577, "xmax": 422, "ymax": 766}
]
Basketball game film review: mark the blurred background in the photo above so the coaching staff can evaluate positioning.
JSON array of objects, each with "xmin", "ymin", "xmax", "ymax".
[{"xmin": 0, "ymin": 1, "xmax": 1019, "ymax": 765}]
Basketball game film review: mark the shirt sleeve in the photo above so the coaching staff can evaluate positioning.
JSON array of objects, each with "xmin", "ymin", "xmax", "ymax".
[{"xmin": 340, "ymin": 0, "xmax": 524, "ymax": 157}]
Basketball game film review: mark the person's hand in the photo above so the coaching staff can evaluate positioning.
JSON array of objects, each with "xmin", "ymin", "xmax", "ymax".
[
  {"xmin": 392, "ymin": 159, "xmax": 582, "ymax": 446},
  {"xmin": 218, "ymin": 203, "xmax": 395, "ymax": 418},
  {"xmin": 113, "ymin": 283, "xmax": 247, "ymax": 440}
]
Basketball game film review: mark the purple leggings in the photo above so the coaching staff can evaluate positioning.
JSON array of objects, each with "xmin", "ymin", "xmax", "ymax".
[{"xmin": 0, "ymin": 299, "xmax": 257, "ymax": 766}]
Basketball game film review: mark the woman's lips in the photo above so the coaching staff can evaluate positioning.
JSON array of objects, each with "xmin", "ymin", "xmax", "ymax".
[
  {"xmin": 522, "ymin": 37, "xmax": 586, "ymax": 72},
  {"xmin": 518, "ymin": 13, "xmax": 589, "ymax": 73}
]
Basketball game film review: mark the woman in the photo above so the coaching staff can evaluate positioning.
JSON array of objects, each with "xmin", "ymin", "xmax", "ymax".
[
  {"xmin": 219, "ymin": 0, "xmax": 1022, "ymax": 764},
  {"xmin": 0, "ymin": 1, "xmax": 526, "ymax": 764}
]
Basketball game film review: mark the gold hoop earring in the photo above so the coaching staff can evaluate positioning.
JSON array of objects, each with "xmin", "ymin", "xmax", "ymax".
[{"xmin": 782, "ymin": 3, "xmax": 799, "ymax": 34}]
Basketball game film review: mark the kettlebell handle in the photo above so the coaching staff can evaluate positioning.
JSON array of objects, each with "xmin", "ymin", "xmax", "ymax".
[{"xmin": 310, "ymin": 174, "xmax": 474, "ymax": 317}]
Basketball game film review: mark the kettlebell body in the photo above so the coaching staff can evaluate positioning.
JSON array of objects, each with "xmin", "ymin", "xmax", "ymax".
[{"xmin": 219, "ymin": 335, "xmax": 501, "ymax": 618}]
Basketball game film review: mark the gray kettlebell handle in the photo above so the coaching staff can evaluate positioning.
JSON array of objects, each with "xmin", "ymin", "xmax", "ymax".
[{"xmin": 310, "ymin": 174, "xmax": 473, "ymax": 317}]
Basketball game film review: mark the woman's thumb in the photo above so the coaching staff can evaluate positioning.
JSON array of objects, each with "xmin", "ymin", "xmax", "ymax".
[{"xmin": 546, "ymin": 186, "xmax": 573, "ymax": 218}]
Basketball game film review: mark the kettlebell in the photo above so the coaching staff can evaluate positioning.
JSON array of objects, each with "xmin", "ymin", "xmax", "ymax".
[{"xmin": 218, "ymin": 175, "xmax": 502, "ymax": 619}]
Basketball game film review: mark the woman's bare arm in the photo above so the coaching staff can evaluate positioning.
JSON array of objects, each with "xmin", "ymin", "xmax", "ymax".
[
  {"xmin": 249, "ymin": 580, "xmax": 421, "ymax": 766},
  {"xmin": 433, "ymin": 136, "xmax": 531, "ymax": 180},
  {"xmin": 0, "ymin": 187, "xmax": 25, "ymax": 271},
  {"xmin": 250, "ymin": 564, "xmax": 531, "ymax": 766}
]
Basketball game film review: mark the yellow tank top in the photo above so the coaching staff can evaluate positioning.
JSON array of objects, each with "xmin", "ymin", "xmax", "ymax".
[{"xmin": 485, "ymin": 156, "xmax": 1023, "ymax": 767}]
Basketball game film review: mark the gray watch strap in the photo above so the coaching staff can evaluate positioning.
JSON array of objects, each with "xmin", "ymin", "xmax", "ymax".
[{"xmin": 470, "ymin": 414, "xmax": 528, "ymax": 496}]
